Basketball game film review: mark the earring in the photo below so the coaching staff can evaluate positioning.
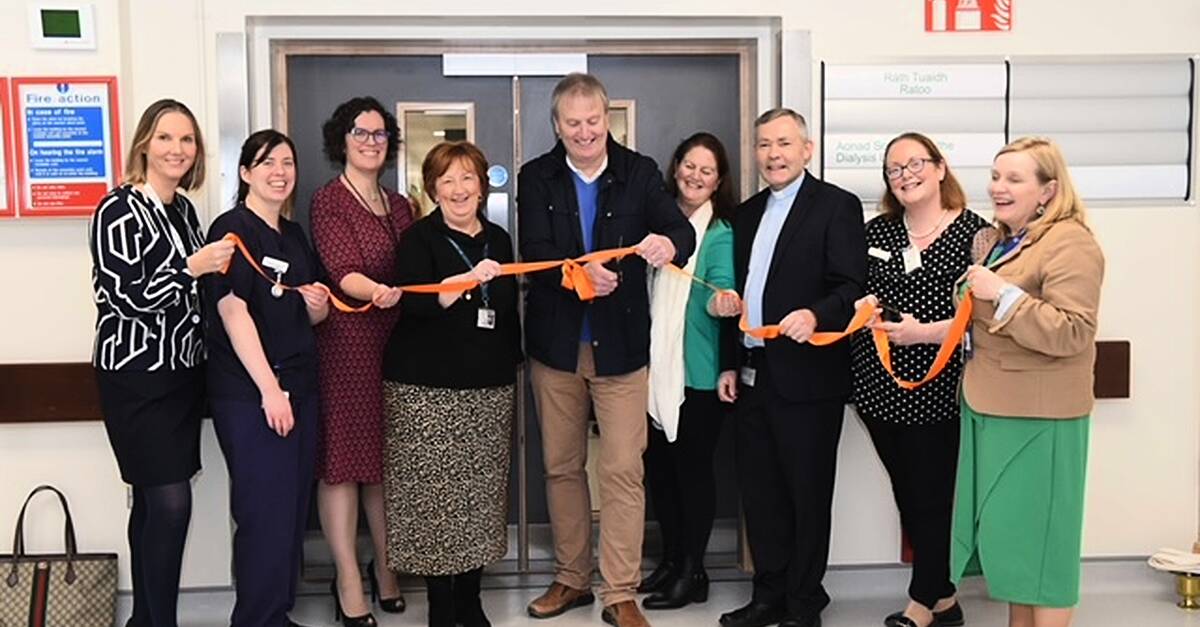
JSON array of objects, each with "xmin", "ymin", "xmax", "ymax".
[{"xmin": 1036, "ymin": 205, "xmax": 1046, "ymax": 216}]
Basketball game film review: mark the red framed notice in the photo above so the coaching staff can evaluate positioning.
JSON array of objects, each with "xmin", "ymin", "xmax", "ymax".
[
  {"xmin": 11, "ymin": 76, "xmax": 121, "ymax": 218},
  {"xmin": 0, "ymin": 79, "xmax": 15, "ymax": 219}
]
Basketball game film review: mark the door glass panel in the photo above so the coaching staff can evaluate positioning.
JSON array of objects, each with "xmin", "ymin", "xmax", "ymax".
[
  {"xmin": 397, "ymin": 103, "xmax": 475, "ymax": 216},
  {"xmin": 608, "ymin": 99, "xmax": 636, "ymax": 149}
]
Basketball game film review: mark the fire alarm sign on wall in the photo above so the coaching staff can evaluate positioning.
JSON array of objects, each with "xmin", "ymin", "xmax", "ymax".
[{"xmin": 926, "ymin": 0, "xmax": 1012, "ymax": 32}]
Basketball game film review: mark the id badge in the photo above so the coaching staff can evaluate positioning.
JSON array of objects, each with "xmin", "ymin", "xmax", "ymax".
[
  {"xmin": 962, "ymin": 325, "xmax": 974, "ymax": 360},
  {"xmin": 902, "ymin": 246, "xmax": 922, "ymax": 274},
  {"xmin": 476, "ymin": 307, "xmax": 497, "ymax": 330},
  {"xmin": 739, "ymin": 366, "xmax": 757, "ymax": 387}
]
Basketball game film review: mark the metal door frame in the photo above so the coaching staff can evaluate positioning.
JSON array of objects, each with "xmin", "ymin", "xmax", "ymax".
[{"xmin": 222, "ymin": 15, "xmax": 812, "ymax": 574}]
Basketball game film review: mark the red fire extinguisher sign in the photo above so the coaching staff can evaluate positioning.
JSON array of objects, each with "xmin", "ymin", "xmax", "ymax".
[{"xmin": 926, "ymin": 0, "xmax": 1012, "ymax": 32}]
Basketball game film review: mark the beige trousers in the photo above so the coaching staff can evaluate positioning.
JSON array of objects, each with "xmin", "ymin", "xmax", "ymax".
[{"xmin": 530, "ymin": 345, "xmax": 648, "ymax": 606}]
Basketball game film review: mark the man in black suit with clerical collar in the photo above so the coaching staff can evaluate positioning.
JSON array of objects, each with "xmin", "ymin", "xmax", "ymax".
[{"xmin": 717, "ymin": 108, "xmax": 867, "ymax": 627}]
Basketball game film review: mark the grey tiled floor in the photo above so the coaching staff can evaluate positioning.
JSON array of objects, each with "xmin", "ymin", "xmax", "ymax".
[{"xmin": 133, "ymin": 560, "xmax": 1200, "ymax": 626}]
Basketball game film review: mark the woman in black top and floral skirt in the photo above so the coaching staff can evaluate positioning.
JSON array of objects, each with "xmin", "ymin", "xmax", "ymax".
[
  {"xmin": 382, "ymin": 141, "xmax": 521, "ymax": 627},
  {"xmin": 850, "ymin": 132, "xmax": 988, "ymax": 627},
  {"xmin": 90, "ymin": 99, "xmax": 235, "ymax": 627}
]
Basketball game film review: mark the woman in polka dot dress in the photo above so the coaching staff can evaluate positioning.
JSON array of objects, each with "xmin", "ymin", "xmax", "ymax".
[{"xmin": 849, "ymin": 132, "xmax": 988, "ymax": 627}]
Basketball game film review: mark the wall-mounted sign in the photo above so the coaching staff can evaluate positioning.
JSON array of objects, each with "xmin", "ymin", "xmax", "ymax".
[
  {"xmin": 825, "ymin": 64, "xmax": 1006, "ymax": 99},
  {"xmin": 0, "ymin": 78, "xmax": 15, "ymax": 219},
  {"xmin": 11, "ymin": 76, "xmax": 120, "ymax": 218},
  {"xmin": 926, "ymin": 0, "xmax": 1012, "ymax": 32},
  {"xmin": 826, "ymin": 132, "xmax": 1004, "ymax": 170}
]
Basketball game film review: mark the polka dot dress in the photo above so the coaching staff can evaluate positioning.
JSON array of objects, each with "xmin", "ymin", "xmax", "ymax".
[{"xmin": 850, "ymin": 210, "xmax": 989, "ymax": 425}]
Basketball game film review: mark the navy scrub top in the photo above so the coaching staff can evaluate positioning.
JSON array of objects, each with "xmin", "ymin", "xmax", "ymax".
[{"xmin": 204, "ymin": 203, "xmax": 323, "ymax": 401}]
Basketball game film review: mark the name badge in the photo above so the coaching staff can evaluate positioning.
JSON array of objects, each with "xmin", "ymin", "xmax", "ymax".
[
  {"xmin": 868, "ymin": 246, "xmax": 892, "ymax": 261},
  {"xmin": 902, "ymin": 246, "xmax": 922, "ymax": 274},
  {"xmin": 262, "ymin": 256, "xmax": 290, "ymax": 274},
  {"xmin": 739, "ymin": 366, "xmax": 757, "ymax": 387},
  {"xmin": 477, "ymin": 307, "xmax": 496, "ymax": 330}
]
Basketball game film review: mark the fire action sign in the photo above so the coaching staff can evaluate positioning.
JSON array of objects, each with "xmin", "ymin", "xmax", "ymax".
[{"xmin": 12, "ymin": 77, "xmax": 121, "ymax": 217}]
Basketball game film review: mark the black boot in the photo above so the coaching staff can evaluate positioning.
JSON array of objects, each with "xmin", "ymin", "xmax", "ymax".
[
  {"xmin": 453, "ymin": 568, "xmax": 490, "ymax": 627},
  {"xmin": 641, "ymin": 556, "xmax": 709, "ymax": 610},
  {"xmin": 424, "ymin": 575, "xmax": 455, "ymax": 627},
  {"xmin": 637, "ymin": 558, "xmax": 678, "ymax": 593}
]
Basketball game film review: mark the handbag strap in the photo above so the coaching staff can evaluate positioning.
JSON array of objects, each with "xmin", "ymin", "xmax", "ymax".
[
  {"xmin": 13, "ymin": 485, "xmax": 78, "ymax": 557},
  {"xmin": 9, "ymin": 485, "xmax": 80, "ymax": 584}
]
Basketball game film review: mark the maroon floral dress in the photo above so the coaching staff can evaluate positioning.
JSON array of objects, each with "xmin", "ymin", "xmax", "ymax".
[{"xmin": 311, "ymin": 178, "xmax": 414, "ymax": 484}]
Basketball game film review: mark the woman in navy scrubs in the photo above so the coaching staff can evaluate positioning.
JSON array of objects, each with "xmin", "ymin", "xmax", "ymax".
[{"xmin": 204, "ymin": 129, "xmax": 330, "ymax": 627}]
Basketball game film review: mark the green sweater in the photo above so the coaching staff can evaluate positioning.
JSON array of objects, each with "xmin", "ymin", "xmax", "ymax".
[{"xmin": 684, "ymin": 220, "xmax": 735, "ymax": 390}]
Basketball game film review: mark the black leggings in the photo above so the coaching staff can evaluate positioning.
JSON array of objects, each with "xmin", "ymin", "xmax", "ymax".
[
  {"xmin": 127, "ymin": 481, "xmax": 192, "ymax": 627},
  {"xmin": 644, "ymin": 388, "xmax": 726, "ymax": 565}
]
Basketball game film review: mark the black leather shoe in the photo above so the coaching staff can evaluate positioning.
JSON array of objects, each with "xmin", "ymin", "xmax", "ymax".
[
  {"xmin": 779, "ymin": 616, "xmax": 821, "ymax": 627},
  {"xmin": 718, "ymin": 601, "xmax": 787, "ymax": 627},
  {"xmin": 642, "ymin": 557, "xmax": 708, "ymax": 610},
  {"xmin": 933, "ymin": 602, "xmax": 964, "ymax": 626},
  {"xmin": 636, "ymin": 560, "xmax": 677, "ymax": 594}
]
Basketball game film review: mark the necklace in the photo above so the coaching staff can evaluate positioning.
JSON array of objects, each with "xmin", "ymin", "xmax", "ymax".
[
  {"xmin": 904, "ymin": 209, "xmax": 950, "ymax": 240},
  {"xmin": 341, "ymin": 174, "xmax": 399, "ymax": 247},
  {"xmin": 342, "ymin": 173, "xmax": 385, "ymax": 215}
]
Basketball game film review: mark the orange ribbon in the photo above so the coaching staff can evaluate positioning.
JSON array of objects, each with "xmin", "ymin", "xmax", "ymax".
[
  {"xmin": 872, "ymin": 293, "xmax": 973, "ymax": 390},
  {"xmin": 223, "ymin": 229, "xmax": 971, "ymax": 391},
  {"xmin": 663, "ymin": 262, "xmax": 973, "ymax": 390},
  {"xmin": 219, "ymin": 233, "xmax": 370, "ymax": 313},
  {"xmin": 220, "ymin": 232, "xmax": 636, "ymax": 310}
]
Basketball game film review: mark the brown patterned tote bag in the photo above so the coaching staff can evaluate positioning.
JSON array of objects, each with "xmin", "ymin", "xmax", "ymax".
[{"xmin": 0, "ymin": 485, "xmax": 117, "ymax": 627}]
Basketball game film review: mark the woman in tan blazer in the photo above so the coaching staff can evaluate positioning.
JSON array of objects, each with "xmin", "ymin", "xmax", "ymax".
[{"xmin": 950, "ymin": 137, "xmax": 1104, "ymax": 627}]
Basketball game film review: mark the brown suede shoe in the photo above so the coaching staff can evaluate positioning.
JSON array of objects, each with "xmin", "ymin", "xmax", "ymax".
[
  {"xmin": 526, "ymin": 582, "xmax": 595, "ymax": 619},
  {"xmin": 601, "ymin": 601, "xmax": 652, "ymax": 627}
]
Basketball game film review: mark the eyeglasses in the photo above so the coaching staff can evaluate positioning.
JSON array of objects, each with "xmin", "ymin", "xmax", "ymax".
[
  {"xmin": 348, "ymin": 127, "xmax": 391, "ymax": 145},
  {"xmin": 884, "ymin": 157, "xmax": 937, "ymax": 180}
]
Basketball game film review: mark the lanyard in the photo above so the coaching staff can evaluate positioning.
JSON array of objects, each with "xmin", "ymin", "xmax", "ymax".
[
  {"xmin": 445, "ymin": 236, "xmax": 490, "ymax": 307},
  {"xmin": 141, "ymin": 185, "xmax": 192, "ymax": 260},
  {"xmin": 341, "ymin": 174, "xmax": 401, "ymax": 250},
  {"xmin": 986, "ymin": 231, "xmax": 1026, "ymax": 266}
]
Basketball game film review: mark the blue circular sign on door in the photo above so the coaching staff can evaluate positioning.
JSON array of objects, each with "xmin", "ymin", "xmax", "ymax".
[{"xmin": 487, "ymin": 165, "xmax": 509, "ymax": 188}]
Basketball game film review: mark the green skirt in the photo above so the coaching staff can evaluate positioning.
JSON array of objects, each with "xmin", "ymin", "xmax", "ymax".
[{"xmin": 950, "ymin": 401, "xmax": 1089, "ymax": 607}]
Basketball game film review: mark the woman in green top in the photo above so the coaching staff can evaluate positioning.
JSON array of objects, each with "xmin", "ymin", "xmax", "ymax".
[{"xmin": 641, "ymin": 132, "xmax": 741, "ymax": 610}]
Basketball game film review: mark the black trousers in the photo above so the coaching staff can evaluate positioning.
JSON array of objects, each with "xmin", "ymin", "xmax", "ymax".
[
  {"xmin": 644, "ymin": 388, "xmax": 726, "ymax": 566},
  {"xmin": 862, "ymin": 414, "xmax": 959, "ymax": 609},
  {"xmin": 735, "ymin": 356, "xmax": 844, "ymax": 620}
]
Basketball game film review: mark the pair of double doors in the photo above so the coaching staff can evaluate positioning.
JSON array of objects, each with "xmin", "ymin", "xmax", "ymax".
[{"xmin": 283, "ymin": 46, "xmax": 748, "ymax": 571}]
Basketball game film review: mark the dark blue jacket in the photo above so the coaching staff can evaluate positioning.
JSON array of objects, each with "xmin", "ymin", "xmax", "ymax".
[{"xmin": 517, "ymin": 136, "xmax": 695, "ymax": 376}]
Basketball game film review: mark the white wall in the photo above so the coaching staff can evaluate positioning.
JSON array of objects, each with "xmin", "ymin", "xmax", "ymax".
[{"xmin": 1, "ymin": 0, "xmax": 1196, "ymax": 589}]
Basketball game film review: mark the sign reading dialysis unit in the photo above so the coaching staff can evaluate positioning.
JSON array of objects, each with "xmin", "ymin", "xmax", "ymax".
[
  {"xmin": 12, "ymin": 76, "xmax": 120, "ymax": 217},
  {"xmin": 926, "ymin": 0, "xmax": 1012, "ymax": 32}
]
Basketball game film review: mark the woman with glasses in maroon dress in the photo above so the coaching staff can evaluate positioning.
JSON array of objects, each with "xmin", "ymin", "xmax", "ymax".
[{"xmin": 310, "ymin": 96, "xmax": 415, "ymax": 626}]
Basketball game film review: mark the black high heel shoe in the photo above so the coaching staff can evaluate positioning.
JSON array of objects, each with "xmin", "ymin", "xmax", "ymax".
[
  {"xmin": 331, "ymin": 579, "xmax": 377, "ymax": 626},
  {"xmin": 367, "ymin": 559, "xmax": 406, "ymax": 613}
]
